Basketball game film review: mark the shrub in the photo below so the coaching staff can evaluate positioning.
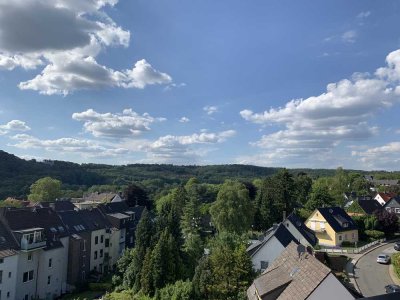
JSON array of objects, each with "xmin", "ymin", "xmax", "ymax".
[
  {"xmin": 314, "ymin": 244, "xmax": 321, "ymax": 250},
  {"xmin": 364, "ymin": 230, "xmax": 385, "ymax": 240},
  {"xmin": 341, "ymin": 241, "xmax": 355, "ymax": 247},
  {"xmin": 88, "ymin": 282, "xmax": 112, "ymax": 291},
  {"xmin": 392, "ymin": 253, "xmax": 400, "ymax": 279}
]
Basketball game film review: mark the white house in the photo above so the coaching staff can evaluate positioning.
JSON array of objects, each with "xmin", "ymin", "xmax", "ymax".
[{"xmin": 247, "ymin": 223, "xmax": 297, "ymax": 271}]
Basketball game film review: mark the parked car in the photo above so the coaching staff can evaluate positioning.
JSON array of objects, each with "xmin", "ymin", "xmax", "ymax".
[
  {"xmin": 394, "ymin": 242, "xmax": 400, "ymax": 251},
  {"xmin": 385, "ymin": 284, "xmax": 400, "ymax": 293},
  {"xmin": 377, "ymin": 254, "xmax": 391, "ymax": 264}
]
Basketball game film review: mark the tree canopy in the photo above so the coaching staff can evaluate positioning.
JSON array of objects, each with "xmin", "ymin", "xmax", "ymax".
[{"xmin": 28, "ymin": 177, "xmax": 62, "ymax": 202}]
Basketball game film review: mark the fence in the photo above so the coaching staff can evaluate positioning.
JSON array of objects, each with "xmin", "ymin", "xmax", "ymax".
[{"xmin": 317, "ymin": 238, "xmax": 386, "ymax": 254}]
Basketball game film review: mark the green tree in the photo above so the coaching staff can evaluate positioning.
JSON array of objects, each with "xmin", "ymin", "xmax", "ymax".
[
  {"xmin": 210, "ymin": 180, "xmax": 254, "ymax": 234},
  {"xmin": 155, "ymin": 280, "xmax": 194, "ymax": 300},
  {"xmin": 193, "ymin": 233, "xmax": 254, "ymax": 300},
  {"xmin": 305, "ymin": 183, "xmax": 335, "ymax": 210},
  {"xmin": 254, "ymin": 177, "xmax": 278, "ymax": 231},
  {"xmin": 294, "ymin": 172, "xmax": 312, "ymax": 205},
  {"xmin": 124, "ymin": 183, "xmax": 151, "ymax": 209},
  {"xmin": 28, "ymin": 177, "xmax": 62, "ymax": 202},
  {"xmin": 274, "ymin": 169, "xmax": 297, "ymax": 214}
]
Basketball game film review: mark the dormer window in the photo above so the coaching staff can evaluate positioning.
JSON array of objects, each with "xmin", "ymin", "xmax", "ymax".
[{"xmin": 343, "ymin": 222, "xmax": 349, "ymax": 228}]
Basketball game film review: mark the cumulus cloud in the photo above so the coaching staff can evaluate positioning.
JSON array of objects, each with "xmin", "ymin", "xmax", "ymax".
[
  {"xmin": 142, "ymin": 130, "xmax": 236, "ymax": 163},
  {"xmin": 179, "ymin": 117, "xmax": 190, "ymax": 123},
  {"xmin": 72, "ymin": 108, "xmax": 166, "ymax": 137},
  {"xmin": 342, "ymin": 30, "xmax": 357, "ymax": 43},
  {"xmin": 240, "ymin": 49, "xmax": 400, "ymax": 167},
  {"xmin": 0, "ymin": 120, "xmax": 31, "ymax": 135},
  {"xmin": 10, "ymin": 134, "xmax": 128, "ymax": 157},
  {"xmin": 0, "ymin": 0, "xmax": 172, "ymax": 94},
  {"xmin": 203, "ymin": 105, "xmax": 218, "ymax": 115},
  {"xmin": 352, "ymin": 142, "xmax": 400, "ymax": 170}
]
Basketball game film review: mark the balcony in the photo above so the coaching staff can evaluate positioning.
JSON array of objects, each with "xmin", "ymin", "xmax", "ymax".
[{"xmin": 14, "ymin": 228, "xmax": 47, "ymax": 252}]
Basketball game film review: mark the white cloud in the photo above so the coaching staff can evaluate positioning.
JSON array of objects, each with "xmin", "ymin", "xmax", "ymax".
[
  {"xmin": 10, "ymin": 134, "xmax": 128, "ymax": 157},
  {"xmin": 203, "ymin": 105, "xmax": 218, "ymax": 115},
  {"xmin": 357, "ymin": 11, "xmax": 371, "ymax": 19},
  {"xmin": 0, "ymin": 0, "xmax": 172, "ymax": 94},
  {"xmin": 352, "ymin": 142, "xmax": 400, "ymax": 170},
  {"xmin": 142, "ymin": 130, "xmax": 236, "ymax": 163},
  {"xmin": 240, "ymin": 49, "xmax": 400, "ymax": 167},
  {"xmin": 342, "ymin": 30, "xmax": 357, "ymax": 43},
  {"xmin": 72, "ymin": 108, "xmax": 166, "ymax": 138},
  {"xmin": 179, "ymin": 117, "xmax": 190, "ymax": 123},
  {"xmin": 0, "ymin": 120, "xmax": 31, "ymax": 135}
]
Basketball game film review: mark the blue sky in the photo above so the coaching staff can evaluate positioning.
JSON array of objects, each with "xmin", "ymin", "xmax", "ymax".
[{"xmin": 1, "ymin": 0, "xmax": 400, "ymax": 170}]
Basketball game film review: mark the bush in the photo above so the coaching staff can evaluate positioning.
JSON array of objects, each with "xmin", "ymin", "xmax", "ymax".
[
  {"xmin": 88, "ymin": 282, "xmax": 112, "ymax": 291},
  {"xmin": 392, "ymin": 253, "xmax": 400, "ymax": 279},
  {"xmin": 364, "ymin": 230, "xmax": 385, "ymax": 240},
  {"xmin": 314, "ymin": 244, "xmax": 321, "ymax": 250},
  {"xmin": 154, "ymin": 280, "xmax": 193, "ymax": 300},
  {"xmin": 341, "ymin": 241, "xmax": 355, "ymax": 247}
]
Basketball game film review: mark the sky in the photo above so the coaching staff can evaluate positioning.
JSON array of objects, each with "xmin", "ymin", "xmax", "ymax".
[{"xmin": 1, "ymin": 0, "xmax": 400, "ymax": 170}]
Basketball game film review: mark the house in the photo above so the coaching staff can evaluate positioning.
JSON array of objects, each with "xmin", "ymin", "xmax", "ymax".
[
  {"xmin": 383, "ymin": 197, "xmax": 400, "ymax": 216},
  {"xmin": 282, "ymin": 213, "xmax": 318, "ymax": 248},
  {"xmin": 247, "ymin": 242, "xmax": 354, "ymax": 300},
  {"xmin": 35, "ymin": 200, "xmax": 76, "ymax": 212},
  {"xmin": 375, "ymin": 192, "xmax": 396, "ymax": 206},
  {"xmin": 247, "ymin": 223, "xmax": 297, "ymax": 271},
  {"xmin": 0, "ymin": 207, "xmax": 70, "ymax": 300},
  {"xmin": 97, "ymin": 202, "xmax": 145, "ymax": 249},
  {"xmin": 57, "ymin": 210, "xmax": 92, "ymax": 288},
  {"xmin": 346, "ymin": 199, "xmax": 382, "ymax": 216},
  {"xmin": 305, "ymin": 207, "xmax": 358, "ymax": 247},
  {"xmin": 72, "ymin": 192, "xmax": 125, "ymax": 209},
  {"xmin": 0, "ymin": 222, "xmax": 19, "ymax": 300}
]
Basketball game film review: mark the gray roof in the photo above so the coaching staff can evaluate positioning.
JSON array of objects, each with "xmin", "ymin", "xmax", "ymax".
[
  {"xmin": 247, "ymin": 224, "xmax": 297, "ymax": 257},
  {"xmin": 248, "ymin": 242, "xmax": 332, "ymax": 300}
]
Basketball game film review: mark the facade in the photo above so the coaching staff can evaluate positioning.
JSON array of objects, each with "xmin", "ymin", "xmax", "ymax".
[
  {"xmin": 282, "ymin": 213, "xmax": 317, "ymax": 247},
  {"xmin": 0, "ymin": 207, "xmax": 70, "ymax": 300},
  {"xmin": 375, "ymin": 192, "xmax": 396, "ymax": 206},
  {"xmin": 305, "ymin": 207, "xmax": 358, "ymax": 247},
  {"xmin": 247, "ymin": 224, "xmax": 297, "ymax": 271}
]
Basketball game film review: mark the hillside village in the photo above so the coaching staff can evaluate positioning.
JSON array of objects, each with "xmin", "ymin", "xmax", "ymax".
[{"xmin": 0, "ymin": 169, "xmax": 399, "ymax": 300}]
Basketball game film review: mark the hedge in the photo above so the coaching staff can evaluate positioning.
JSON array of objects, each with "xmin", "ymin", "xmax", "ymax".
[
  {"xmin": 392, "ymin": 252, "xmax": 400, "ymax": 279},
  {"xmin": 364, "ymin": 230, "xmax": 385, "ymax": 240}
]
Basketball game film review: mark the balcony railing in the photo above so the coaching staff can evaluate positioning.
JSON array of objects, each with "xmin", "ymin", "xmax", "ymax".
[{"xmin": 20, "ymin": 238, "xmax": 46, "ymax": 251}]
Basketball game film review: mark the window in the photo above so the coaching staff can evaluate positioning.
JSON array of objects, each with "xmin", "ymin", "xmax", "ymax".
[
  {"xmin": 47, "ymin": 276, "xmax": 51, "ymax": 285},
  {"xmin": 0, "ymin": 270, "xmax": 2, "ymax": 283},
  {"xmin": 0, "ymin": 258, "xmax": 3, "ymax": 264},
  {"xmin": 82, "ymin": 240, "xmax": 86, "ymax": 251},
  {"xmin": 82, "ymin": 271, "xmax": 86, "ymax": 280},
  {"xmin": 338, "ymin": 235, "xmax": 342, "ymax": 241},
  {"xmin": 48, "ymin": 258, "xmax": 52, "ymax": 268},
  {"xmin": 23, "ymin": 270, "xmax": 34, "ymax": 282},
  {"xmin": 95, "ymin": 236, "xmax": 98, "ymax": 245},
  {"xmin": 386, "ymin": 207, "xmax": 391, "ymax": 212},
  {"xmin": 352, "ymin": 233, "xmax": 355, "ymax": 239},
  {"xmin": 8, "ymin": 272, "xmax": 11, "ymax": 278},
  {"xmin": 130, "ymin": 236, "xmax": 133, "ymax": 243},
  {"xmin": 320, "ymin": 222, "xmax": 325, "ymax": 230},
  {"xmin": 396, "ymin": 208, "xmax": 400, "ymax": 214},
  {"xmin": 105, "ymin": 239, "xmax": 109, "ymax": 247},
  {"xmin": 344, "ymin": 234, "xmax": 348, "ymax": 240},
  {"xmin": 343, "ymin": 222, "xmax": 349, "ymax": 228},
  {"xmin": 100, "ymin": 235, "xmax": 104, "ymax": 243},
  {"xmin": 100, "ymin": 249, "xmax": 103, "ymax": 258},
  {"xmin": 7, "ymin": 291, "xmax": 10, "ymax": 298},
  {"xmin": 94, "ymin": 251, "xmax": 98, "ymax": 260},
  {"xmin": 27, "ymin": 253, "xmax": 32, "ymax": 261},
  {"xmin": 24, "ymin": 295, "xmax": 28, "ymax": 300}
]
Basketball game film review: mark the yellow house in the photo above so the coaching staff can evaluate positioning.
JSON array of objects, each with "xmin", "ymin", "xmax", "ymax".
[{"xmin": 305, "ymin": 207, "xmax": 358, "ymax": 247}]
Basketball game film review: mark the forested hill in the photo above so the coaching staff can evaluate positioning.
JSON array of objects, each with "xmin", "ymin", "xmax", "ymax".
[{"xmin": 0, "ymin": 149, "xmax": 381, "ymax": 199}]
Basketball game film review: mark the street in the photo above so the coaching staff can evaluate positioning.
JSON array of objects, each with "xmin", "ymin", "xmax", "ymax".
[{"xmin": 354, "ymin": 242, "xmax": 398, "ymax": 297}]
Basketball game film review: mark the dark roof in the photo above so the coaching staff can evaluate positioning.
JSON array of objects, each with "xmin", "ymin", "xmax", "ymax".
[
  {"xmin": 38, "ymin": 200, "xmax": 76, "ymax": 212},
  {"xmin": 247, "ymin": 223, "xmax": 297, "ymax": 257},
  {"xmin": 357, "ymin": 200, "xmax": 382, "ymax": 215},
  {"xmin": 0, "ymin": 221, "xmax": 18, "ymax": 258},
  {"xmin": 97, "ymin": 201, "xmax": 130, "ymax": 214},
  {"xmin": 317, "ymin": 207, "xmax": 358, "ymax": 233},
  {"xmin": 384, "ymin": 197, "xmax": 400, "ymax": 208},
  {"xmin": 2, "ymin": 207, "xmax": 69, "ymax": 238},
  {"xmin": 286, "ymin": 213, "xmax": 318, "ymax": 246},
  {"xmin": 58, "ymin": 210, "xmax": 89, "ymax": 234},
  {"xmin": 78, "ymin": 208, "xmax": 110, "ymax": 231}
]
